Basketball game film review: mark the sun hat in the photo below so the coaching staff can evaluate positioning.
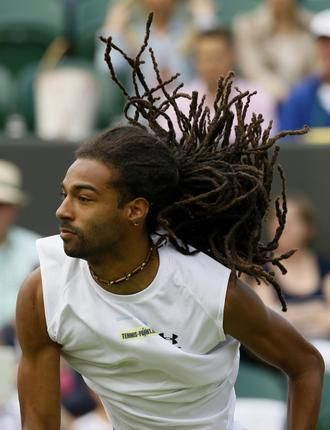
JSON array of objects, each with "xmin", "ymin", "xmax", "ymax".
[
  {"xmin": 310, "ymin": 9, "xmax": 330, "ymax": 38},
  {"xmin": 0, "ymin": 159, "xmax": 28, "ymax": 206}
]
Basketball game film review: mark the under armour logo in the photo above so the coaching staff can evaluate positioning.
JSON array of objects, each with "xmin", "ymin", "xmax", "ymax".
[{"xmin": 159, "ymin": 333, "xmax": 178, "ymax": 345}]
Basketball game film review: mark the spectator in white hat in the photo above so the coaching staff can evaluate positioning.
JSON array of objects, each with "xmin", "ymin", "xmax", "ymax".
[
  {"xmin": 279, "ymin": 9, "xmax": 330, "ymax": 135},
  {"xmin": 0, "ymin": 160, "xmax": 40, "ymax": 333}
]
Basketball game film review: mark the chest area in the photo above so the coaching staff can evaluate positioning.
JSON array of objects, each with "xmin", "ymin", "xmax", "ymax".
[{"xmin": 58, "ymin": 286, "xmax": 221, "ymax": 363}]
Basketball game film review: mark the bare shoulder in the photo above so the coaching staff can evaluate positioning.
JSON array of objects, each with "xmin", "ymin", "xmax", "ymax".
[
  {"xmin": 223, "ymin": 273, "xmax": 271, "ymax": 335},
  {"xmin": 16, "ymin": 268, "xmax": 56, "ymax": 353}
]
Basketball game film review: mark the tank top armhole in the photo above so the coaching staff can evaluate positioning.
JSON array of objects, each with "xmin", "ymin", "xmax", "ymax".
[
  {"xmin": 37, "ymin": 237, "xmax": 62, "ymax": 344},
  {"xmin": 215, "ymin": 267, "xmax": 232, "ymax": 341},
  {"xmin": 39, "ymin": 266, "xmax": 60, "ymax": 343}
]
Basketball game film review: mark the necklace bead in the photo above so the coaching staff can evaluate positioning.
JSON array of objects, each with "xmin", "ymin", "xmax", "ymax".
[{"xmin": 89, "ymin": 245, "xmax": 155, "ymax": 287}]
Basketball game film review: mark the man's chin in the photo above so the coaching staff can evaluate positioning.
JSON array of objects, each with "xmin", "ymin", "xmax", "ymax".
[{"xmin": 62, "ymin": 243, "xmax": 81, "ymax": 258}]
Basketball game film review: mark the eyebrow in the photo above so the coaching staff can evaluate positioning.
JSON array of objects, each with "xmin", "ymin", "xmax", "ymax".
[{"xmin": 61, "ymin": 182, "xmax": 100, "ymax": 194}]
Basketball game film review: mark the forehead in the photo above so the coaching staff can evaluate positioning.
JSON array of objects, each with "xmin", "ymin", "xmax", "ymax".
[
  {"xmin": 62, "ymin": 158, "xmax": 116, "ymax": 191},
  {"xmin": 142, "ymin": 0, "xmax": 176, "ymax": 10},
  {"xmin": 196, "ymin": 36, "xmax": 230, "ymax": 54}
]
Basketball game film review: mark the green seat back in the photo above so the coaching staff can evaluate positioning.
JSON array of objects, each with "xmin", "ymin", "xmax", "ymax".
[
  {"xmin": 215, "ymin": 0, "xmax": 329, "ymax": 26},
  {"xmin": 15, "ymin": 63, "xmax": 38, "ymax": 131},
  {"xmin": 216, "ymin": 0, "xmax": 260, "ymax": 25},
  {"xmin": 318, "ymin": 372, "xmax": 330, "ymax": 430},
  {"xmin": 303, "ymin": 1, "xmax": 330, "ymax": 12},
  {"xmin": 0, "ymin": 66, "xmax": 15, "ymax": 129},
  {"xmin": 67, "ymin": 0, "xmax": 111, "ymax": 60},
  {"xmin": 235, "ymin": 362, "xmax": 287, "ymax": 401},
  {"xmin": 0, "ymin": 0, "xmax": 63, "ymax": 75}
]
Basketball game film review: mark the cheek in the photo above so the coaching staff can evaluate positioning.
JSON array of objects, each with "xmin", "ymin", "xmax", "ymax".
[
  {"xmin": 0, "ymin": 208, "xmax": 17, "ymax": 226},
  {"xmin": 85, "ymin": 210, "xmax": 125, "ymax": 238},
  {"xmin": 280, "ymin": 222, "xmax": 308, "ymax": 248},
  {"xmin": 267, "ymin": 218, "xmax": 278, "ymax": 238}
]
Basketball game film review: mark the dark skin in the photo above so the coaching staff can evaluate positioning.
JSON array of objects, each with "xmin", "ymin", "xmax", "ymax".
[{"xmin": 16, "ymin": 158, "xmax": 324, "ymax": 429}]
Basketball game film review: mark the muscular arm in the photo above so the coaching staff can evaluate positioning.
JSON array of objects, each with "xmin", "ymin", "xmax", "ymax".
[
  {"xmin": 224, "ymin": 274, "xmax": 324, "ymax": 430},
  {"xmin": 16, "ymin": 269, "xmax": 61, "ymax": 430}
]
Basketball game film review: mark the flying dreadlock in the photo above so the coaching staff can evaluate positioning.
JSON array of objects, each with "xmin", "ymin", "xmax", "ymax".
[{"xmin": 99, "ymin": 13, "xmax": 308, "ymax": 311}]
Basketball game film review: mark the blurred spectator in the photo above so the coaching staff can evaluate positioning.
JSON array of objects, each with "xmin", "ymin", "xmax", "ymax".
[
  {"xmin": 160, "ymin": 28, "xmax": 277, "ymax": 139},
  {"xmin": 0, "ymin": 346, "xmax": 20, "ymax": 430},
  {"xmin": 0, "ymin": 392, "xmax": 21, "ymax": 430},
  {"xmin": 278, "ymin": 9, "xmax": 330, "ymax": 137},
  {"xmin": 0, "ymin": 160, "xmax": 40, "ymax": 332},
  {"xmin": 70, "ymin": 390, "xmax": 113, "ymax": 430},
  {"xmin": 256, "ymin": 195, "xmax": 330, "ymax": 342},
  {"xmin": 95, "ymin": 0, "xmax": 217, "ymax": 85},
  {"xmin": 233, "ymin": 0, "xmax": 316, "ymax": 102},
  {"xmin": 60, "ymin": 359, "xmax": 96, "ymax": 418},
  {"xmin": 35, "ymin": 66, "xmax": 99, "ymax": 142}
]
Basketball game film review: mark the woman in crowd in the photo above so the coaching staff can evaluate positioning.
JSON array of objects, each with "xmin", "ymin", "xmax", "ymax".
[
  {"xmin": 233, "ymin": 0, "xmax": 317, "ymax": 102},
  {"xmin": 257, "ymin": 194, "xmax": 330, "ymax": 340},
  {"xmin": 95, "ymin": 0, "xmax": 217, "ymax": 84}
]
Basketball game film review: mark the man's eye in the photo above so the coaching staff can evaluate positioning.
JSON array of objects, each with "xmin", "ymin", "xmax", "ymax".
[
  {"xmin": 78, "ymin": 196, "xmax": 91, "ymax": 202},
  {"xmin": 60, "ymin": 191, "xmax": 67, "ymax": 200}
]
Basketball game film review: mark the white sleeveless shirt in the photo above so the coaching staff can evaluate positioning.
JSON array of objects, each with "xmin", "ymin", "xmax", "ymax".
[{"xmin": 37, "ymin": 235, "xmax": 241, "ymax": 430}]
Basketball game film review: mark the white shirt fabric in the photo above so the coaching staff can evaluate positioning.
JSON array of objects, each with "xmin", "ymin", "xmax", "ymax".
[
  {"xmin": 37, "ymin": 235, "xmax": 242, "ymax": 430},
  {"xmin": 318, "ymin": 83, "xmax": 330, "ymax": 114}
]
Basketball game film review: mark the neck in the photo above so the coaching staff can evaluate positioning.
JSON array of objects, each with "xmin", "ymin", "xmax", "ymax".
[
  {"xmin": 153, "ymin": 14, "xmax": 170, "ymax": 33},
  {"xmin": 277, "ymin": 246, "xmax": 310, "ymax": 262},
  {"xmin": 273, "ymin": 9, "xmax": 297, "ymax": 31},
  {"xmin": 206, "ymin": 82, "xmax": 218, "ymax": 97},
  {"xmin": 0, "ymin": 231, "xmax": 8, "ymax": 247},
  {"xmin": 323, "ymin": 74, "xmax": 330, "ymax": 84},
  {"xmin": 88, "ymin": 235, "xmax": 159, "ymax": 294}
]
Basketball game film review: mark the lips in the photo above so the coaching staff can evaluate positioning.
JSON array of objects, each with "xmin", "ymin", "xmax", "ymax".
[
  {"xmin": 60, "ymin": 228, "xmax": 76, "ymax": 234},
  {"xmin": 59, "ymin": 227, "xmax": 78, "ymax": 239}
]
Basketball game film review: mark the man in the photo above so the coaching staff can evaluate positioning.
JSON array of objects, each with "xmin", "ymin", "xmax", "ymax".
[
  {"xmin": 279, "ymin": 9, "xmax": 330, "ymax": 132},
  {"xmin": 0, "ymin": 159, "xmax": 40, "ymax": 331},
  {"xmin": 16, "ymin": 16, "xmax": 324, "ymax": 430}
]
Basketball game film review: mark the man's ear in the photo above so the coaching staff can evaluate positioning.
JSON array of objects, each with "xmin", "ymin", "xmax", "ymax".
[{"xmin": 124, "ymin": 197, "xmax": 150, "ymax": 227}]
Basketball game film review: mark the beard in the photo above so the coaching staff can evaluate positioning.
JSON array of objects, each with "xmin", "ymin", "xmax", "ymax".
[
  {"xmin": 61, "ymin": 231, "xmax": 92, "ymax": 259},
  {"xmin": 60, "ymin": 222, "xmax": 119, "ymax": 260}
]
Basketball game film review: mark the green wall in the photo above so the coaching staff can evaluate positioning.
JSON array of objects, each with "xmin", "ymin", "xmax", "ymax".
[{"xmin": 1, "ymin": 137, "xmax": 330, "ymax": 257}]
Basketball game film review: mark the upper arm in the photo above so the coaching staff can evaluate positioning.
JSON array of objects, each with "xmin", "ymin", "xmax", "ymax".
[
  {"xmin": 16, "ymin": 268, "xmax": 61, "ymax": 430},
  {"xmin": 223, "ymin": 274, "xmax": 323, "ymax": 378}
]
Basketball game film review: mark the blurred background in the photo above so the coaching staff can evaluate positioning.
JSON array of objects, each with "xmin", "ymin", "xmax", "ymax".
[{"xmin": 1, "ymin": 1, "xmax": 330, "ymax": 429}]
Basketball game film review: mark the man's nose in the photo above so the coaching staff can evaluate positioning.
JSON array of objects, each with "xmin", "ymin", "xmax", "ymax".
[{"xmin": 56, "ymin": 196, "xmax": 73, "ymax": 221}]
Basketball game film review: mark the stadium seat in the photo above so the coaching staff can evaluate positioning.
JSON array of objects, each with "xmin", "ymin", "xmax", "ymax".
[
  {"xmin": 215, "ymin": 0, "xmax": 329, "ymax": 26},
  {"xmin": 235, "ymin": 361, "xmax": 287, "ymax": 430},
  {"xmin": 15, "ymin": 58, "xmax": 126, "ymax": 134},
  {"xmin": 216, "ymin": 0, "xmax": 260, "ymax": 25},
  {"xmin": 15, "ymin": 63, "xmax": 38, "ymax": 132},
  {"xmin": 235, "ymin": 361, "xmax": 287, "ymax": 400},
  {"xmin": 63, "ymin": 0, "xmax": 111, "ymax": 60},
  {"xmin": 318, "ymin": 372, "xmax": 330, "ymax": 430},
  {"xmin": 318, "ymin": 409, "xmax": 330, "ymax": 430},
  {"xmin": 0, "ymin": 66, "xmax": 15, "ymax": 130},
  {"xmin": 303, "ymin": 0, "xmax": 330, "ymax": 12},
  {"xmin": 0, "ymin": 0, "xmax": 63, "ymax": 75}
]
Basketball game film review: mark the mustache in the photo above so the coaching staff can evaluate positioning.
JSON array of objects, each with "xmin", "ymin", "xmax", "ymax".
[{"xmin": 59, "ymin": 223, "xmax": 82, "ymax": 236}]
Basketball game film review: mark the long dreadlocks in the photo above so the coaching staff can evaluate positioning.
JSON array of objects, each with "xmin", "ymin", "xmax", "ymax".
[{"xmin": 95, "ymin": 13, "xmax": 307, "ymax": 311}]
